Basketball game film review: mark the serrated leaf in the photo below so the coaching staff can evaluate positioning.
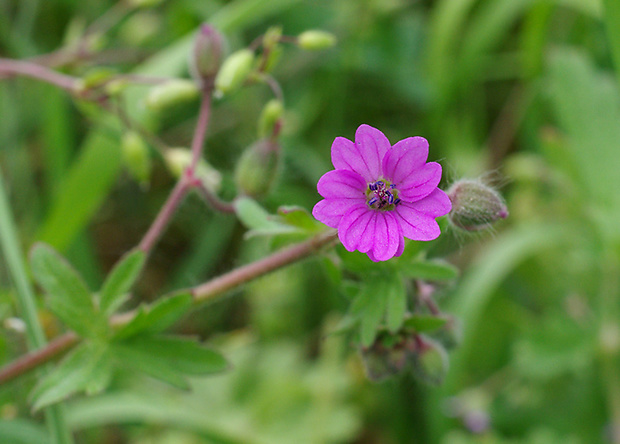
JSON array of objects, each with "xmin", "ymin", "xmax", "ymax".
[
  {"xmin": 30, "ymin": 243, "xmax": 103, "ymax": 337},
  {"xmin": 401, "ymin": 259, "xmax": 459, "ymax": 281},
  {"xmin": 113, "ymin": 292, "xmax": 193, "ymax": 340},
  {"xmin": 112, "ymin": 343, "xmax": 190, "ymax": 389},
  {"xmin": 122, "ymin": 335, "xmax": 229, "ymax": 375},
  {"xmin": 30, "ymin": 342, "xmax": 108, "ymax": 411},
  {"xmin": 234, "ymin": 197, "xmax": 298, "ymax": 238},
  {"xmin": 403, "ymin": 315, "xmax": 448, "ymax": 333},
  {"xmin": 99, "ymin": 249, "xmax": 146, "ymax": 315},
  {"xmin": 385, "ymin": 278, "xmax": 407, "ymax": 332}
]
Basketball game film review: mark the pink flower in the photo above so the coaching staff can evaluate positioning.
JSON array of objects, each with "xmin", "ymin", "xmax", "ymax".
[{"xmin": 312, "ymin": 124, "xmax": 451, "ymax": 261}]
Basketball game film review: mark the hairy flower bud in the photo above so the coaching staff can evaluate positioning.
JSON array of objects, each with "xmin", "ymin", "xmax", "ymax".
[
  {"xmin": 145, "ymin": 80, "xmax": 199, "ymax": 112},
  {"xmin": 121, "ymin": 131, "xmax": 151, "ymax": 188},
  {"xmin": 258, "ymin": 99, "xmax": 284, "ymax": 139},
  {"xmin": 234, "ymin": 139, "xmax": 280, "ymax": 198},
  {"xmin": 191, "ymin": 24, "xmax": 225, "ymax": 83},
  {"xmin": 447, "ymin": 179, "xmax": 508, "ymax": 231},
  {"xmin": 214, "ymin": 49, "xmax": 255, "ymax": 97},
  {"xmin": 297, "ymin": 30, "xmax": 336, "ymax": 50}
]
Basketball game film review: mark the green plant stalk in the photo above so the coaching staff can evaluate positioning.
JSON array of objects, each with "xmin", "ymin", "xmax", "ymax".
[
  {"xmin": 603, "ymin": 0, "xmax": 620, "ymax": 87},
  {"xmin": 0, "ymin": 169, "xmax": 74, "ymax": 444},
  {"xmin": 599, "ymin": 247, "xmax": 620, "ymax": 444}
]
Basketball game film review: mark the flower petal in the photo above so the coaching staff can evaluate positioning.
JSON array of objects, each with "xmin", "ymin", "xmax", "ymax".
[
  {"xmin": 338, "ymin": 204, "xmax": 377, "ymax": 253},
  {"xmin": 382, "ymin": 136, "xmax": 429, "ymax": 184},
  {"xmin": 397, "ymin": 162, "xmax": 442, "ymax": 201},
  {"xmin": 394, "ymin": 190, "xmax": 451, "ymax": 241},
  {"xmin": 410, "ymin": 188, "xmax": 452, "ymax": 217},
  {"xmin": 331, "ymin": 125, "xmax": 390, "ymax": 182},
  {"xmin": 317, "ymin": 169, "xmax": 367, "ymax": 199},
  {"xmin": 312, "ymin": 198, "xmax": 359, "ymax": 228},
  {"xmin": 368, "ymin": 211, "xmax": 401, "ymax": 261}
]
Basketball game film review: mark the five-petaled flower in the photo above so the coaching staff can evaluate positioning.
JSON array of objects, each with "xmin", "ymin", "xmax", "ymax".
[{"xmin": 312, "ymin": 124, "xmax": 452, "ymax": 261}]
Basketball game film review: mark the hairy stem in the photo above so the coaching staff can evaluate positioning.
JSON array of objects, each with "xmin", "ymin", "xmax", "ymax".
[{"xmin": 0, "ymin": 230, "xmax": 339, "ymax": 385}]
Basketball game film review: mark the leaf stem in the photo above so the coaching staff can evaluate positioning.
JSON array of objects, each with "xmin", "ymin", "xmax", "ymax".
[{"xmin": 0, "ymin": 170, "xmax": 74, "ymax": 443}]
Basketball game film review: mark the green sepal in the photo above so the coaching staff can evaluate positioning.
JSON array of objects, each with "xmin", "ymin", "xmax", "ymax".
[{"xmin": 99, "ymin": 249, "xmax": 146, "ymax": 315}]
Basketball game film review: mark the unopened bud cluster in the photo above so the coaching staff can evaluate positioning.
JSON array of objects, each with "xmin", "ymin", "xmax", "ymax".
[
  {"xmin": 447, "ymin": 179, "xmax": 508, "ymax": 231},
  {"xmin": 361, "ymin": 331, "xmax": 449, "ymax": 384}
]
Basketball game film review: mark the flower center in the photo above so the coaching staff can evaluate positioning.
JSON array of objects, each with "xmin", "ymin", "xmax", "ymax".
[{"xmin": 366, "ymin": 180, "xmax": 401, "ymax": 210}]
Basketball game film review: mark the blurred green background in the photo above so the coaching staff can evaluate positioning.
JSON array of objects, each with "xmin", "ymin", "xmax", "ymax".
[{"xmin": 2, "ymin": 0, "xmax": 620, "ymax": 443}]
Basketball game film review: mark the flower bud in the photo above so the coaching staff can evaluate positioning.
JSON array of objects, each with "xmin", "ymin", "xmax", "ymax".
[
  {"xmin": 409, "ymin": 335, "xmax": 449, "ymax": 386},
  {"xmin": 164, "ymin": 148, "xmax": 222, "ymax": 192},
  {"xmin": 145, "ymin": 80, "xmax": 199, "ymax": 112},
  {"xmin": 191, "ymin": 24, "xmax": 225, "ymax": 83},
  {"xmin": 234, "ymin": 139, "xmax": 280, "ymax": 198},
  {"xmin": 214, "ymin": 49, "xmax": 255, "ymax": 97},
  {"xmin": 360, "ymin": 331, "xmax": 409, "ymax": 382},
  {"xmin": 297, "ymin": 30, "xmax": 337, "ymax": 50},
  {"xmin": 258, "ymin": 99, "xmax": 283, "ymax": 139},
  {"xmin": 121, "ymin": 131, "xmax": 151, "ymax": 188},
  {"xmin": 447, "ymin": 179, "xmax": 508, "ymax": 231}
]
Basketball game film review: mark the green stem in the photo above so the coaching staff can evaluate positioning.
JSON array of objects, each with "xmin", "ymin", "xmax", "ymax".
[
  {"xmin": 0, "ymin": 169, "xmax": 74, "ymax": 444},
  {"xmin": 603, "ymin": 0, "xmax": 620, "ymax": 87}
]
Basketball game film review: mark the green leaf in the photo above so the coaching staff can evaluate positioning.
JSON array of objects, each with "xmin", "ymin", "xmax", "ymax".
[
  {"xmin": 112, "ymin": 343, "xmax": 190, "ymax": 390},
  {"xmin": 403, "ymin": 314, "xmax": 448, "ymax": 333},
  {"xmin": 401, "ymin": 259, "xmax": 459, "ymax": 281},
  {"xmin": 351, "ymin": 279, "xmax": 388, "ymax": 347},
  {"xmin": 234, "ymin": 197, "xmax": 298, "ymax": 238},
  {"xmin": 547, "ymin": 50, "xmax": 620, "ymax": 216},
  {"xmin": 84, "ymin": 357, "xmax": 113, "ymax": 396},
  {"xmin": 385, "ymin": 277, "xmax": 407, "ymax": 332},
  {"xmin": 113, "ymin": 292, "xmax": 193, "ymax": 340},
  {"xmin": 99, "ymin": 249, "xmax": 146, "ymax": 315},
  {"xmin": 30, "ymin": 243, "xmax": 103, "ymax": 337},
  {"xmin": 30, "ymin": 342, "xmax": 108, "ymax": 411},
  {"xmin": 277, "ymin": 206, "xmax": 324, "ymax": 232},
  {"xmin": 122, "ymin": 335, "xmax": 229, "ymax": 376}
]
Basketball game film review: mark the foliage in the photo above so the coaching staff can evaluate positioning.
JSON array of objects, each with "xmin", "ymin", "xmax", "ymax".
[{"xmin": 1, "ymin": 0, "xmax": 620, "ymax": 443}]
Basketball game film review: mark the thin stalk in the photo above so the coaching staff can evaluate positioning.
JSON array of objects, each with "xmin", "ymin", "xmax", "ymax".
[
  {"xmin": 0, "ymin": 170, "xmax": 73, "ymax": 443},
  {"xmin": 0, "ymin": 58, "xmax": 78, "ymax": 92}
]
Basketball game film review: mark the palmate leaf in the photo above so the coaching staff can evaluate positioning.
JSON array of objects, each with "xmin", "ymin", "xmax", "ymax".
[
  {"xmin": 98, "ymin": 249, "xmax": 146, "ymax": 315},
  {"xmin": 351, "ymin": 276, "xmax": 407, "ymax": 347},
  {"xmin": 29, "ymin": 243, "xmax": 105, "ymax": 337},
  {"xmin": 30, "ymin": 342, "xmax": 109, "ymax": 411}
]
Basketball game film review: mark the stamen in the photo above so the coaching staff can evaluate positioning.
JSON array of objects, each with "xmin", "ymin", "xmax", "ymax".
[
  {"xmin": 394, "ymin": 198, "xmax": 401, "ymax": 205},
  {"xmin": 368, "ymin": 197, "xmax": 378, "ymax": 206}
]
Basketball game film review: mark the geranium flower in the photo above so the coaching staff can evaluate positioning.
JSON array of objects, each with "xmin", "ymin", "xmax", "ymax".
[{"xmin": 312, "ymin": 124, "xmax": 451, "ymax": 261}]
